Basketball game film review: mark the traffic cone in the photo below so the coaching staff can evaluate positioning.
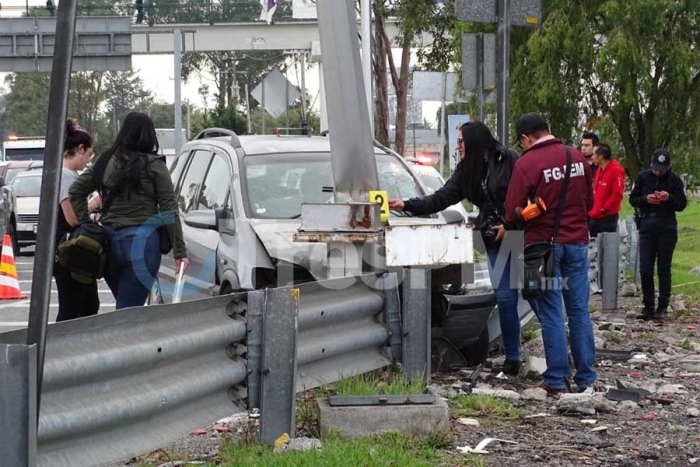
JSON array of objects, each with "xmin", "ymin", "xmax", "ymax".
[{"xmin": 0, "ymin": 234, "xmax": 27, "ymax": 300}]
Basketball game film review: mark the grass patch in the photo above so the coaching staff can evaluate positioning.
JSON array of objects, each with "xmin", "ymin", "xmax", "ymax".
[
  {"xmin": 680, "ymin": 339, "xmax": 695, "ymax": 351},
  {"xmin": 607, "ymin": 332, "xmax": 623, "ymax": 344},
  {"xmin": 214, "ymin": 431, "xmax": 465, "ymax": 467},
  {"xmin": 333, "ymin": 371, "xmax": 426, "ymax": 397},
  {"xmin": 621, "ymin": 195, "xmax": 700, "ymax": 300},
  {"xmin": 296, "ymin": 390, "xmax": 323, "ymax": 439},
  {"xmin": 521, "ymin": 322, "xmax": 541, "ymax": 343},
  {"xmin": 639, "ymin": 332, "xmax": 660, "ymax": 342},
  {"xmin": 589, "ymin": 304, "xmax": 597, "ymax": 314},
  {"xmin": 452, "ymin": 394, "xmax": 524, "ymax": 420}
]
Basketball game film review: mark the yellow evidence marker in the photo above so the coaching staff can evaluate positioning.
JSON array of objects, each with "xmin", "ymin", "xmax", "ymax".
[{"xmin": 369, "ymin": 190, "xmax": 390, "ymax": 223}]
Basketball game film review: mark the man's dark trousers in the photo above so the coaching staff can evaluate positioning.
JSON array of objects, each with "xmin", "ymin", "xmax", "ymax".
[{"xmin": 639, "ymin": 215, "xmax": 678, "ymax": 310}]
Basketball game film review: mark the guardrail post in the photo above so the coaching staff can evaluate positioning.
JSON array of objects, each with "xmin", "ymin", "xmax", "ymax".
[
  {"xmin": 246, "ymin": 292, "xmax": 264, "ymax": 410},
  {"xmin": 600, "ymin": 232, "xmax": 620, "ymax": 311},
  {"xmin": 258, "ymin": 288, "xmax": 299, "ymax": 444},
  {"xmin": 380, "ymin": 273, "xmax": 403, "ymax": 362},
  {"xmin": 0, "ymin": 343, "xmax": 37, "ymax": 466},
  {"xmin": 401, "ymin": 268, "xmax": 431, "ymax": 382},
  {"xmin": 626, "ymin": 216, "xmax": 642, "ymax": 287}
]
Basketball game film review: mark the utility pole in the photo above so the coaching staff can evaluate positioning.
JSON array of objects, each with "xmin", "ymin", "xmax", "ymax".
[
  {"xmin": 496, "ymin": 0, "xmax": 511, "ymax": 146},
  {"xmin": 173, "ymin": 28, "xmax": 183, "ymax": 153}
]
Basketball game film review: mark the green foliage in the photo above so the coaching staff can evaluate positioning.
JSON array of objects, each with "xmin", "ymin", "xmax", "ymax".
[
  {"xmin": 451, "ymin": 395, "xmax": 524, "ymax": 420},
  {"xmin": 680, "ymin": 339, "xmax": 694, "ymax": 351},
  {"xmin": 1, "ymin": 73, "xmax": 51, "ymax": 137},
  {"xmin": 249, "ymin": 105, "xmax": 321, "ymax": 136},
  {"xmin": 217, "ymin": 432, "xmax": 450, "ymax": 467},
  {"xmin": 148, "ymin": 102, "xmax": 177, "ymax": 129},
  {"xmin": 420, "ymin": 1, "xmax": 700, "ymax": 183},
  {"xmin": 201, "ymin": 106, "xmax": 249, "ymax": 135},
  {"xmin": 639, "ymin": 332, "xmax": 660, "ymax": 342},
  {"xmin": 521, "ymin": 323, "xmax": 541, "ymax": 343},
  {"xmin": 333, "ymin": 371, "xmax": 426, "ymax": 397},
  {"xmin": 510, "ymin": 0, "xmax": 700, "ymax": 181}
]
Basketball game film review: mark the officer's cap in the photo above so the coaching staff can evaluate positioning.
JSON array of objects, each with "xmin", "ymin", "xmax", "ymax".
[{"xmin": 651, "ymin": 149, "xmax": 671, "ymax": 173}]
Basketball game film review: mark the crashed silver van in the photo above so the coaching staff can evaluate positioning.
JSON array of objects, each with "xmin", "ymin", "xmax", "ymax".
[
  {"xmin": 154, "ymin": 131, "xmax": 461, "ymax": 298},
  {"xmin": 151, "ymin": 130, "xmax": 532, "ymax": 367}
]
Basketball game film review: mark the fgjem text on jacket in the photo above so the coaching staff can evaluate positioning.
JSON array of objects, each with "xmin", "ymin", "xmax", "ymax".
[{"xmin": 543, "ymin": 162, "xmax": 586, "ymax": 184}]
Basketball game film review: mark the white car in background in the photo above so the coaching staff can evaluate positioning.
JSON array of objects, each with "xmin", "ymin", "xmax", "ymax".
[
  {"xmin": 405, "ymin": 156, "xmax": 470, "ymax": 221},
  {"xmin": 9, "ymin": 170, "xmax": 42, "ymax": 252}
]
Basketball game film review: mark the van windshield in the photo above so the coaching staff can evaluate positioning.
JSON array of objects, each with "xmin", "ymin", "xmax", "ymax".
[
  {"xmin": 11, "ymin": 176, "xmax": 42, "ymax": 197},
  {"xmin": 242, "ymin": 153, "xmax": 424, "ymax": 219}
]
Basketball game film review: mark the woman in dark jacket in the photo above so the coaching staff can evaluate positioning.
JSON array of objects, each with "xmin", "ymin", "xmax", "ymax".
[
  {"xmin": 389, "ymin": 121, "xmax": 522, "ymax": 374},
  {"xmin": 69, "ymin": 112, "xmax": 188, "ymax": 309}
]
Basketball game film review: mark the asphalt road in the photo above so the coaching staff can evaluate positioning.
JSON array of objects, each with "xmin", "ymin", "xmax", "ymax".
[{"xmin": 0, "ymin": 249, "xmax": 115, "ymax": 333}]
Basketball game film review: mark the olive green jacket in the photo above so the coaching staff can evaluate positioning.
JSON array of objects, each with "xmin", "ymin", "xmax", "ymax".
[{"xmin": 69, "ymin": 153, "xmax": 187, "ymax": 259}]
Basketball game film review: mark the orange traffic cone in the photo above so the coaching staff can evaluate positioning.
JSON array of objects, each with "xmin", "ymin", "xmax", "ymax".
[{"xmin": 0, "ymin": 234, "xmax": 27, "ymax": 300}]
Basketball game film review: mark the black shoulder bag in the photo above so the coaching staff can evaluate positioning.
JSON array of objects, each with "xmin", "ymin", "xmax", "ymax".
[
  {"xmin": 521, "ymin": 147, "xmax": 572, "ymax": 300},
  {"xmin": 56, "ymin": 173, "xmax": 122, "ymax": 284}
]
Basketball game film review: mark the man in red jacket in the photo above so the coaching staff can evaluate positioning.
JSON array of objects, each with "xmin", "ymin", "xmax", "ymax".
[
  {"xmin": 588, "ymin": 144, "xmax": 625, "ymax": 237},
  {"xmin": 505, "ymin": 113, "xmax": 596, "ymax": 395}
]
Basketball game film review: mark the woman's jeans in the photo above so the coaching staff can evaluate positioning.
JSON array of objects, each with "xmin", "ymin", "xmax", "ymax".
[
  {"xmin": 486, "ymin": 244, "xmax": 521, "ymax": 362},
  {"xmin": 104, "ymin": 225, "xmax": 162, "ymax": 309}
]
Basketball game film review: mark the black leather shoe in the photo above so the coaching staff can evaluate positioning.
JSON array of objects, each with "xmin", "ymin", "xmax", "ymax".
[
  {"xmin": 652, "ymin": 307, "xmax": 667, "ymax": 321},
  {"xmin": 636, "ymin": 308, "xmax": 655, "ymax": 321},
  {"xmin": 500, "ymin": 359, "xmax": 521, "ymax": 376}
]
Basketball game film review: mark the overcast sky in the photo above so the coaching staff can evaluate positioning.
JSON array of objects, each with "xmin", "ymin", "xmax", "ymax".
[{"xmin": 0, "ymin": 1, "xmax": 439, "ymax": 124}]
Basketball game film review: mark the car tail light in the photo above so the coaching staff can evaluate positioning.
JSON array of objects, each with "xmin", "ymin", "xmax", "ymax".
[{"xmin": 415, "ymin": 153, "xmax": 434, "ymax": 165}]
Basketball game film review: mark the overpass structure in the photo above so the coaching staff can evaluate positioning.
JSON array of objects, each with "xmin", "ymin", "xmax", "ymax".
[
  {"xmin": 0, "ymin": 15, "xmax": 424, "ymax": 139},
  {"xmin": 130, "ymin": 19, "xmax": 410, "ymax": 54}
]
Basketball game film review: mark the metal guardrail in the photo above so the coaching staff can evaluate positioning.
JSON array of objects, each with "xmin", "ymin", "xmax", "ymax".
[
  {"xmin": 588, "ymin": 216, "xmax": 639, "ymax": 295},
  {"xmin": 0, "ymin": 294, "xmax": 248, "ymax": 467},
  {"xmin": 248, "ymin": 273, "xmax": 401, "ymax": 444},
  {"xmin": 0, "ymin": 343, "xmax": 37, "ymax": 466},
  {"xmin": 0, "ymin": 271, "xmax": 417, "ymax": 463}
]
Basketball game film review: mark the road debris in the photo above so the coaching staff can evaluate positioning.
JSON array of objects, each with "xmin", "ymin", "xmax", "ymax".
[{"xmin": 456, "ymin": 438, "xmax": 518, "ymax": 455}]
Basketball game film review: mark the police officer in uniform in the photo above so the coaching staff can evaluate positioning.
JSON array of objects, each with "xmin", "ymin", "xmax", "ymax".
[{"xmin": 629, "ymin": 149, "xmax": 687, "ymax": 321}]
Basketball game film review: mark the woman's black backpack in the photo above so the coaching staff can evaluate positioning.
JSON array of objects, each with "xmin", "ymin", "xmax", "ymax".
[
  {"xmin": 56, "ymin": 223, "xmax": 109, "ymax": 284},
  {"xmin": 56, "ymin": 168, "xmax": 124, "ymax": 284}
]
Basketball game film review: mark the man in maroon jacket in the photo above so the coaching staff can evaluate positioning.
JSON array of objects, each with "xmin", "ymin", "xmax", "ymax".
[
  {"xmin": 505, "ymin": 113, "xmax": 597, "ymax": 394},
  {"xmin": 588, "ymin": 144, "xmax": 625, "ymax": 237}
]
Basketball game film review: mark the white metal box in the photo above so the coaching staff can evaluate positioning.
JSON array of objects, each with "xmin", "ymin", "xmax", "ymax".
[{"xmin": 384, "ymin": 219, "xmax": 474, "ymax": 267}]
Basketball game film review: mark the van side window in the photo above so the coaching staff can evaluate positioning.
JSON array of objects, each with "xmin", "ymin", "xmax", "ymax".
[{"xmin": 177, "ymin": 151, "xmax": 213, "ymax": 213}]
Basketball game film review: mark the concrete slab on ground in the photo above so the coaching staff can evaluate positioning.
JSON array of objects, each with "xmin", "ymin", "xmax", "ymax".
[{"xmin": 317, "ymin": 396, "xmax": 449, "ymax": 439}]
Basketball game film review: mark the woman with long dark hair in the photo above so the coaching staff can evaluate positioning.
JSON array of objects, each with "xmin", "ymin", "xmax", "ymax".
[
  {"xmin": 69, "ymin": 112, "xmax": 188, "ymax": 309},
  {"xmin": 54, "ymin": 119, "xmax": 100, "ymax": 321},
  {"xmin": 389, "ymin": 121, "xmax": 522, "ymax": 375}
]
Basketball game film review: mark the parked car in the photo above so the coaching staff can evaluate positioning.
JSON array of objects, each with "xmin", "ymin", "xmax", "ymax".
[
  {"xmin": 152, "ymin": 131, "xmax": 446, "ymax": 299},
  {"xmin": 1, "ymin": 160, "xmax": 43, "ymax": 186},
  {"xmin": 405, "ymin": 157, "xmax": 469, "ymax": 220},
  {"xmin": 8, "ymin": 170, "xmax": 42, "ymax": 252}
]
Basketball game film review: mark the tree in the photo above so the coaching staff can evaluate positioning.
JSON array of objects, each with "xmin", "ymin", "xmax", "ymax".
[
  {"xmin": 200, "ymin": 106, "xmax": 249, "ymax": 135},
  {"xmin": 372, "ymin": 0, "xmax": 447, "ymax": 155},
  {"xmin": 69, "ymin": 72, "xmax": 106, "ymax": 135},
  {"xmin": 1, "ymin": 73, "xmax": 51, "ymax": 136},
  {"xmin": 415, "ymin": 0, "xmax": 700, "ymax": 182},
  {"xmin": 509, "ymin": 0, "xmax": 700, "ymax": 181},
  {"xmin": 149, "ymin": 102, "xmax": 177, "ymax": 128},
  {"xmin": 150, "ymin": 0, "xmax": 293, "ymax": 117},
  {"xmin": 104, "ymin": 70, "xmax": 154, "ymax": 135},
  {"xmin": 249, "ymin": 104, "xmax": 322, "ymax": 136}
]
